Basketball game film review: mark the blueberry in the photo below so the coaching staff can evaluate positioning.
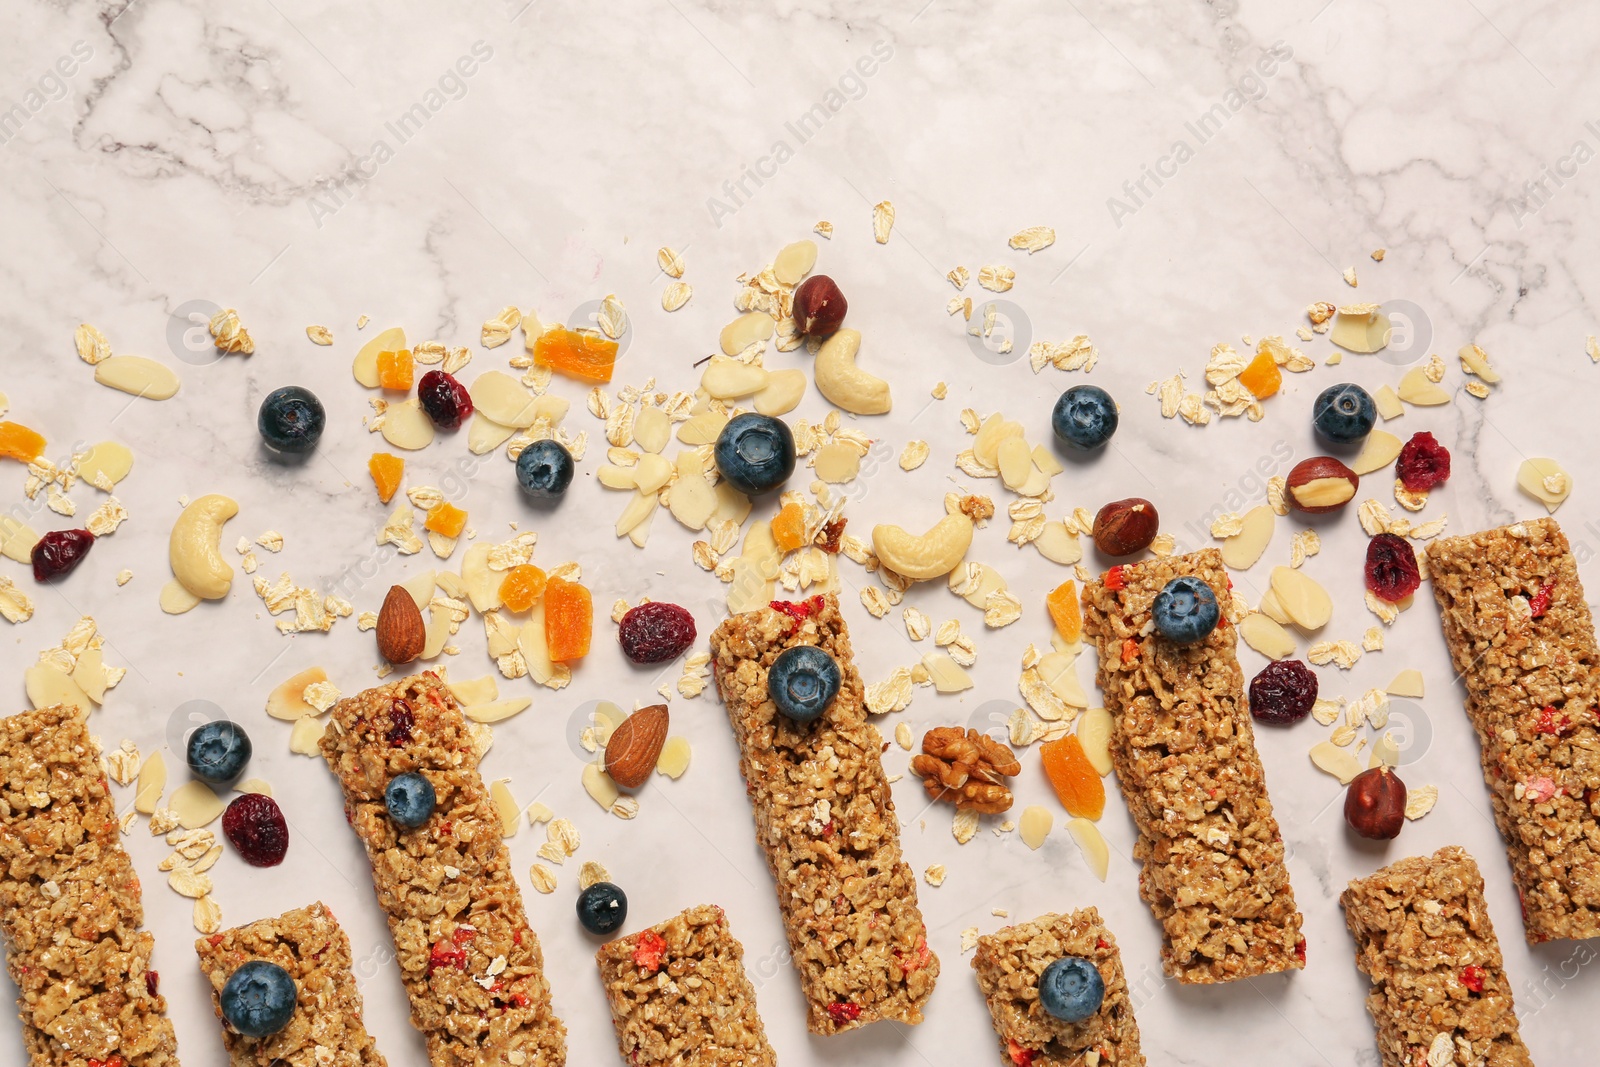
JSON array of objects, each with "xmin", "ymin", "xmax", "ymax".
[
  {"xmin": 767, "ymin": 645, "xmax": 841, "ymax": 723},
  {"xmin": 576, "ymin": 881, "xmax": 628, "ymax": 935},
  {"xmin": 515, "ymin": 439, "xmax": 575, "ymax": 500},
  {"xmin": 185, "ymin": 720, "xmax": 252, "ymax": 785},
  {"xmin": 385, "ymin": 772, "xmax": 436, "ymax": 828},
  {"xmin": 1038, "ymin": 956, "xmax": 1105, "ymax": 1023},
  {"xmin": 1313, "ymin": 383, "xmax": 1376, "ymax": 444},
  {"xmin": 258, "ymin": 386, "xmax": 325, "ymax": 454},
  {"xmin": 1052, "ymin": 385, "xmax": 1119, "ymax": 450},
  {"xmin": 714, "ymin": 414, "xmax": 795, "ymax": 496},
  {"xmin": 1151, "ymin": 576, "xmax": 1220, "ymax": 644},
  {"xmin": 220, "ymin": 960, "xmax": 297, "ymax": 1038}
]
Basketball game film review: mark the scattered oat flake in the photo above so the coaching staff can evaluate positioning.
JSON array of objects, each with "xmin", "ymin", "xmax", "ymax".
[
  {"xmin": 1465, "ymin": 380, "xmax": 1490, "ymax": 399},
  {"xmin": 978, "ymin": 265, "xmax": 1015, "ymax": 293},
  {"xmin": 656, "ymin": 247, "xmax": 685, "ymax": 278},
  {"xmin": 899, "ymin": 440, "xmax": 930, "ymax": 471},
  {"xmin": 1405, "ymin": 785, "xmax": 1439, "ymax": 820},
  {"xmin": 813, "ymin": 221, "xmax": 833, "ymax": 238},
  {"xmin": 1009, "ymin": 227, "xmax": 1055, "ymax": 254},
  {"xmin": 1363, "ymin": 627, "xmax": 1385, "ymax": 652},
  {"xmin": 947, "ymin": 267, "xmax": 970, "ymax": 291},
  {"xmin": 872, "ymin": 201, "xmax": 895, "ymax": 244},
  {"xmin": 115, "ymin": 569, "xmax": 133, "ymax": 587},
  {"xmin": 923, "ymin": 864, "xmax": 946, "ymax": 887},
  {"xmin": 1371, "ymin": 248, "xmax": 1386, "ymax": 262},
  {"xmin": 306, "ymin": 325, "xmax": 333, "ymax": 345},
  {"xmin": 1343, "ymin": 267, "xmax": 1358, "ymax": 287},
  {"xmin": 931, "ymin": 381, "xmax": 948, "ymax": 399},
  {"xmin": 952, "ymin": 808, "xmax": 979, "ymax": 844}
]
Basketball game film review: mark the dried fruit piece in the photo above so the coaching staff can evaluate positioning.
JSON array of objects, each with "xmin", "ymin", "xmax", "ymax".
[
  {"xmin": 618, "ymin": 602, "xmax": 696, "ymax": 664},
  {"xmin": 545, "ymin": 576, "xmax": 593, "ymax": 661},
  {"xmin": 32, "ymin": 529, "xmax": 94, "ymax": 582},
  {"xmin": 1365, "ymin": 533, "xmax": 1421, "ymax": 603},
  {"xmin": 533, "ymin": 326, "xmax": 619, "ymax": 383},
  {"xmin": 222, "ymin": 793, "xmax": 289, "ymax": 867},
  {"xmin": 417, "ymin": 369, "xmax": 474, "ymax": 429},
  {"xmin": 424, "ymin": 502, "xmax": 467, "ymax": 538},
  {"xmin": 1046, "ymin": 581, "xmax": 1081, "ymax": 643},
  {"xmin": 1248, "ymin": 660, "xmax": 1318, "ymax": 724},
  {"xmin": 1396, "ymin": 431, "xmax": 1450, "ymax": 491},
  {"xmin": 368, "ymin": 453, "xmax": 404, "ymax": 504},
  {"xmin": 498, "ymin": 565, "xmax": 548, "ymax": 612},
  {"xmin": 1039, "ymin": 735, "xmax": 1105, "ymax": 820},
  {"xmin": 770, "ymin": 502, "xmax": 807, "ymax": 552},
  {"xmin": 1236, "ymin": 350, "xmax": 1282, "ymax": 399},
  {"xmin": 377, "ymin": 349, "xmax": 414, "ymax": 391},
  {"xmin": 0, "ymin": 422, "xmax": 46, "ymax": 463}
]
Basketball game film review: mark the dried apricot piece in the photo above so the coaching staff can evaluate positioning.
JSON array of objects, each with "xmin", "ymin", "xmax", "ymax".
[
  {"xmin": 1040, "ymin": 734, "xmax": 1105, "ymax": 820},
  {"xmin": 533, "ymin": 327, "xmax": 619, "ymax": 384},
  {"xmin": 424, "ymin": 502, "xmax": 467, "ymax": 538},
  {"xmin": 0, "ymin": 422, "xmax": 46, "ymax": 463},
  {"xmin": 771, "ymin": 502, "xmax": 807, "ymax": 552},
  {"xmin": 545, "ymin": 576, "xmax": 593, "ymax": 661},
  {"xmin": 378, "ymin": 349, "xmax": 414, "ymax": 391},
  {"xmin": 368, "ymin": 452, "xmax": 404, "ymax": 503},
  {"xmin": 498, "ymin": 565, "xmax": 547, "ymax": 612},
  {"xmin": 1238, "ymin": 349, "xmax": 1282, "ymax": 399},
  {"xmin": 1046, "ymin": 580, "xmax": 1081, "ymax": 643}
]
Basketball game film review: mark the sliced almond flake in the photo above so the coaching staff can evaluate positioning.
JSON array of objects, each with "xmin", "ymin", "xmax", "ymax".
[
  {"xmin": 1404, "ymin": 784, "xmax": 1439, "ymax": 820},
  {"xmin": 977, "ymin": 265, "xmax": 1015, "ymax": 293},
  {"xmin": 306, "ymin": 325, "xmax": 333, "ymax": 345},
  {"xmin": 1342, "ymin": 267, "xmax": 1358, "ymax": 287}
]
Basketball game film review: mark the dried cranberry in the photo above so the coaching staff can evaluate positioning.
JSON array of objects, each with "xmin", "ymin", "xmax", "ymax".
[
  {"xmin": 417, "ymin": 370, "xmax": 473, "ymax": 430},
  {"xmin": 1249, "ymin": 660, "xmax": 1319, "ymax": 725},
  {"xmin": 1528, "ymin": 581, "xmax": 1554, "ymax": 618},
  {"xmin": 31, "ymin": 529, "xmax": 95, "ymax": 582},
  {"xmin": 427, "ymin": 937, "xmax": 467, "ymax": 975},
  {"xmin": 1104, "ymin": 565, "xmax": 1125, "ymax": 591},
  {"xmin": 1460, "ymin": 965, "xmax": 1486, "ymax": 992},
  {"xmin": 1396, "ymin": 431, "xmax": 1450, "ymax": 492},
  {"xmin": 385, "ymin": 699, "xmax": 415, "ymax": 747},
  {"xmin": 222, "ymin": 793, "xmax": 289, "ymax": 867},
  {"xmin": 1365, "ymin": 533, "xmax": 1422, "ymax": 603},
  {"xmin": 631, "ymin": 930, "xmax": 667, "ymax": 974},
  {"xmin": 1534, "ymin": 705, "xmax": 1572, "ymax": 736},
  {"xmin": 769, "ymin": 596, "xmax": 824, "ymax": 625},
  {"xmin": 145, "ymin": 971, "xmax": 160, "ymax": 997},
  {"xmin": 826, "ymin": 1000, "xmax": 862, "ymax": 1024},
  {"xmin": 618, "ymin": 602, "xmax": 697, "ymax": 664},
  {"xmin": 1006, "ymin": 1040, "xmax": 1037, "ymax": 1067}
]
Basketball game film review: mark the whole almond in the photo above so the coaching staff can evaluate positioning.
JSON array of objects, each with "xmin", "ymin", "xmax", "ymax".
[
  {"xmin": 1092, "ymin": 498, "xmax": 1159, "ymax": 556},
  {"xmin": 376, "ymin": 585, "xmax": 426, "ymax": 664},
  {"xmin": 604, "ymin": 704, "xmax": 670, "ymax": 789}
]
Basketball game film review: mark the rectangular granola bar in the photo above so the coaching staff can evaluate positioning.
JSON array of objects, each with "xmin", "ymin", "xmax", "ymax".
[
  {"xmin": 972, "ymin": 908, "xmax": 1145, "ymax": 1067},
  {"xmin": 594, "ymin": 904, "xmax": 775, "ymax": 1066},
  {"xmin": 320, "ymin": 673, "xmax": 565, "ymax": 1066},
  {"xmin": 1340, "ymin": 846, "xmax": 1533, "ymax": 1067},
  {"xmin": 709, "ymin": 594, "xmax": 938, "ymax": 1033},
  {"xmin": 1081, "ymin": 550, "xmax": 1304, "ymax": 982},
  {"xmin": 194, "ymin": 901, "xmax": 386, "ymax": 1067},
  {"xmin": 0, "ymin": 705, "xmax": 180, "ymax": 1066},
  {"xmin": 1425, "ymin": 517, "xmax": 1600, "ymax": 942}
]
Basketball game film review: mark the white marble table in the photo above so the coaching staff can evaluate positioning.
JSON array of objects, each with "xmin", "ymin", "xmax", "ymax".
[{"xmin": 1, "ymin": 1, "xmax": 1595, "ymax": 1064}]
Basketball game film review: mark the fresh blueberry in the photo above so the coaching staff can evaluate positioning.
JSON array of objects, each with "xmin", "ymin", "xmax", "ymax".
[
  {"xmin": 1038, "ymin": 956, "xmax": 1105, "ymax": 1023},
  {"xmin": 220, "ymin": 960, "xmax": 297, "ymax": 1038},
  {"xmin": 1151, "ymin": 576, "xmax": 1220, "ymax": 644},
  {"xmin": 185, "ymin": 721, "xmax": 252, "ymax": 785},
  {"xmin": 714, "ymin": 414, "xmax": 795, "ymax": 496},
  {"xmin": 515, "ymin": 439, "xmax": 575, "ymax": 500},
  {"xmin": 1052, "ymin": 385, "xmax": 1119, "ymax": 450},
  {"xmin": 767, "ymin": 645, "xmax": 841, "ymax": 723},
  {"xmin": 1312, "ymin": 383, "xmax": 1376, "ymax": 444},
  {"xmin": 576, "ymin": 881, "xmax": 628, "ymax": 935},
  {"xmin": 384, "ymin": 772, "xmax": 436, "ymax": 828},
  {"xmin": 257, "ymin": 386, "xmax": 325, "ymax": 454}
]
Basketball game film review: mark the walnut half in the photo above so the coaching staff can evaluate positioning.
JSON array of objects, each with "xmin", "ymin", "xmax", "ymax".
[{"xmin": 913, "ymin": 726, "xmax": 1019, "ymax": 814}]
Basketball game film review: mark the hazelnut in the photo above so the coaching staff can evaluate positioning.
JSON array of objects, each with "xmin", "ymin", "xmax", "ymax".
[
  {"xmin": 1286, "ymin": 457, "xmax": 1359, "ymax": 514},
  {"xmin": 1092, "ymin": 498, "xmax": 1159, "ymax": 556},
  {"xmin": 1344, "ymin": 766, "xmax": 1407, "ymax": 839},
  {"xmin": 793, "ymin": 275, "xmax": 847, "ymax": 336}
]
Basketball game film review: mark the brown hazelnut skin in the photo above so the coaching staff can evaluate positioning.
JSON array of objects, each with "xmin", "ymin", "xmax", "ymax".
[
  {"xmin": 1092, "ymin": 498, "xmax": 1159, "ymax": 556},
  {"xmin": 793, "ymin": 275, "xmax": 847, "ymax": 337},
  {"xmin": 1344, "ymin": 766, "xmax": 1407, "ymax": 839},
  {"xmin": 1286, "ymin": 457, "xmax": 1360, "ymax": 514}
]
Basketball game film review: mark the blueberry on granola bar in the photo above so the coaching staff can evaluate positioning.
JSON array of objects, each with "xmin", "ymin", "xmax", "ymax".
[
  {"xmin": 1039, "ymin": 956, "xmax": 1104, "ymax": 1023},
  {"xmin": 1151, "ymin": 576, "xmax": 1219, "ymax": 644},
  {"xmin": 385, "ymin": 771, "xmax": 436, "ymax": 828},
  {"xmin": 221, "ymin": 960, "xmax": 297, "ymax": 1038},
  {"xmin": 767, "ymin": 645, "xmax": 841, "ymax": 722}
]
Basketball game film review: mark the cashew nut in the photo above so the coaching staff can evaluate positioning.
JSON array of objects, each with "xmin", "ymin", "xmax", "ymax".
[
  {"xmin": 169, "ymin": 494, "xmax": 239, "ymax": 600},
  {"xmin": 814, "ymin": 329, "xmax": 891, "ymax": 415},
  {"xmin": 872, "ymin": 511, "xmax": 974, "ymax": 581}
]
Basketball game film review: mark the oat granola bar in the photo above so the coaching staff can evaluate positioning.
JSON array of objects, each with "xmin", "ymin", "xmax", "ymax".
[
  {"xmin": 194, "ymin": 901, "xmax": 386, "ymax": 1067},
  {"xmin": 972, "ymin": 908, "xmax": 1145, "ymax": 1067},
  {"xmin": 1081, "ymin": 550, "xmax": 1304, "ymax": 982},
  {"xmin": 1425, "ymin": 518, "xmax": 1600, "ymax": 942},
  {"xmin": 1340, "ymin": 846, "xmax": 1533, "ymax": 1067},
  {"xmin": 320, "ymin": 673, "xmax": 565, "ymax": 1066},
  {"xmin": 0, "ymin": 705, "xmax": 180, "ymax": 1066},
  {"xmin": 709, "ymin": 594, "xmax": 938, "ymax": 1033},
  {"xmin": 594, "ymin": 904, "xmax": 775, "ymax": 1066}
]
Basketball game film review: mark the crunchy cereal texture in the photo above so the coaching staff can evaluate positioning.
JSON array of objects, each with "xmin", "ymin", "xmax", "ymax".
[
  {"xmin": 1081, "ymin": 550, "xmax": 1304, "ymax": 983},
  {"xmin": 709, "ymin": 595, "xmax": 938, "ymax": 1034},
  {"xmin": 1425, "ymin": 518, "xmax": 1600, "ymax": 942},
  {"xmin": 972, "ymin": 909, "xmax": 1145, "ymax": 1067},
  {"xmin": 194, "ymin": 901, "xmax": 386, "ymax": 1067},
  {"xmin": 1341, "ymin": 846, "xmax": 1533, "ymax": 1067},
  {"xmin": 594, "ymin": 904, "xmax": 775, "ymax": 1066},
  {"xmin": 0, "ymin": 705, "xmax": 180, "ymax": 1067},
  {"xmin": 320, "ymin": 673, "xmax": 565, "ymax": 1067}
]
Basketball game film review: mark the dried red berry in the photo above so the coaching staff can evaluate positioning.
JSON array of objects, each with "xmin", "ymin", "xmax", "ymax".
[
  {"xmin": 1396, "ymin": 431, "xmax": 1450, "ymax": 492},
  {"xmin": 1365, "ymin": 533, "xmax": 1421, "ymax": 603},
  {"xmin": 417, "ymin": 370, "xmax": 474, "ymax": 430},
  {"xmin": 1249, "ymin": 660, "xmax": 1319, "ymax": 725},
  {"xmin": 1006, "ymin": 1040, "xmax": 1038, "ymax": 1067},
  {"xmin": 1460, "ymin": 965, "xmax": 1486, "ymax": 992},
  {"xmin": 825, "ymin": 1000, "xmax": 862, "ymax": 1024},
  {"xmin": 1104, "ymin": 566, "xmax": 1125, "ymax": 591},
  {"xmin": 631, "ymin": 930, "xmax": 667, "ymax": 974},
  {"xmin": 427, "ymin": 937, "xmax": 467, "ymax": 975},
  {"xmin": 1528, "ymin": 581, "xmax": 1554, "ymax": 618},
  {"xmin": 618, "ymin": 602, "xmax": 697, "ymax": 664},
  {"xmin": 385, "ymin": 699, "xmax": 415, "ymax": 747},
  {"xmin": 1534, "ymin": 705, "xmax": 1573, "ymax": 736},
  {"xmin": 31, "ymin": 529, "xmax": 95, "ymax": 582},
  {"xmin": 222, "ymin": 793, "xmax": 289, "ymax": 867},
  {"xmin": 145, "ymin": 971, "xmax": 159, "ymax": 997}
]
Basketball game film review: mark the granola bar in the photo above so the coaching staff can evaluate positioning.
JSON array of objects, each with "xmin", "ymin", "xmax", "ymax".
[
  {"xmin": 972, "ymin": 909, "xmax": 1145, "ymax": 1067},
  {"xmin": 709, "ymin": 594, "xmax": 938, "ymax": 1033},
  {"xmin": 1340, "ymin": 846, "xmax": 1533, "ymax": 1067},
  {"xmin": 1425, "ymin": 517, "xmax": 1600, "ymax": 942},
  {"xmin": 594, "ymin": 904, "xmax": 775, "ymax": 1066},
  {"xmin": 319, "ymin": 673, "xmax": 565, "ymax": 1066},
  {"xmin": 194, "ymin": 901, "xmax": 386, "ymax": 1067},
  {"xmin": 0, "ymin": 706, "xmax": 180, "ymax": 1066},
  {"xmin": 1081, "ymin": 550, "xmax": 1304, "ymax": 982}
]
